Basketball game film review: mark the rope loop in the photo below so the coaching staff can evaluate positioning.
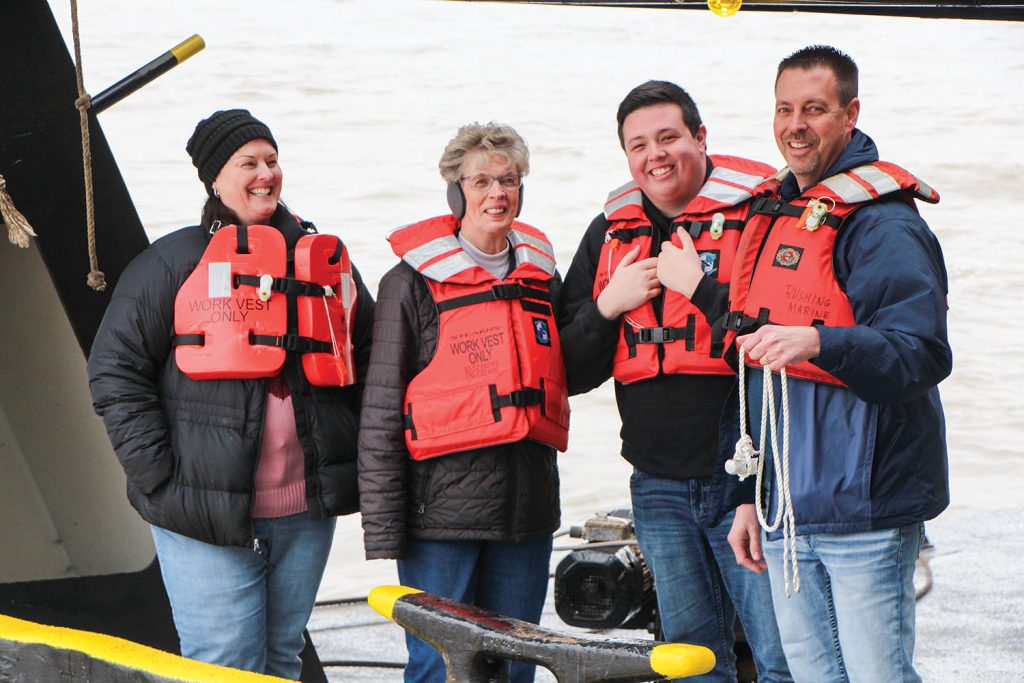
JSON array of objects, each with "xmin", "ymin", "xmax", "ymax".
[{"xmin": 735, "ymin": 347, "xmax": 800, "ymax": 597}]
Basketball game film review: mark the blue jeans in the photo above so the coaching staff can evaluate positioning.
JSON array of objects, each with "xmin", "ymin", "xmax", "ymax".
[
  {"xmin": 630, "ymin": 469, "xmax": 792, "ymax": 683},
  {"xmin": 763, "ymin": 523, "xmax": 923, "ymax": 683},
  {"xmin": 397, "ymin": 536, "xmax": 552, "ymax": 683},
  {"xmin": 151, "ymin": 513, "xmax": 336, "ymax": 680}
]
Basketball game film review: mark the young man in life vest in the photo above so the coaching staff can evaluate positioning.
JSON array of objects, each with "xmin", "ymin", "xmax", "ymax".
[
  {"xmin": 723, "ymin": 46, "xmax": 951, "ymax": 682},
  {"xmin": 559, "ymin": 80, "xmax": 792, "ymax": 682}
]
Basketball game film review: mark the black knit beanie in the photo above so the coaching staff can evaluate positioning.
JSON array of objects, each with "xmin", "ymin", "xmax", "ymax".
[{"xmin": 186, "ymin": 109, "xmax": 277, "ymax": 194}]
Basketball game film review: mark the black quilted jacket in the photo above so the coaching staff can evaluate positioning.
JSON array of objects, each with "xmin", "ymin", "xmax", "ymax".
[
  {"xmin": 88, "ymin": 207, "xmax": 374, "ymax": 547},
  {"xmin": 357, "ymin": 260, "xmax": 572, "ymax": 560}
]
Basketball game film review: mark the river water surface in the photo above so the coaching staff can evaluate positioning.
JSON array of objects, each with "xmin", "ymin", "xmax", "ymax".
[{"xmin": 53, "ymin": 0, "xmax": 1024, "ymax": 599}]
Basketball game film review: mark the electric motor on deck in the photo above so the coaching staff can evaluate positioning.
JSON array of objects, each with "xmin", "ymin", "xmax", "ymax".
[{"xmin": 553, "ymin": 510, "xmax": 657, "ymax": 631}]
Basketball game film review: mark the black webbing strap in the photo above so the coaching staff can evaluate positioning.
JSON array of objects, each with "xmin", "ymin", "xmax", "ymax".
[
  {"xmin": 489, "ymin": 385, "xmax": 544, "ymax": 422},
  {"xmin": 749, "ymin": 197, "xmax": 842, "ymax": 229},
  {"xmin": 236, "ymin": 224, "xmax": 250, "ymax": 254},
  {"xmin": 630, "ymin": 319, "xmax": 696, "ymax": 345},
  {"xmin": 250, "ymin": 333, "xmax": 331, "ymax": 354},
  {"xmin": 675, "ymin": 218, "xmax": 744, "ymax": 239},
  {"xmin": 234, "ymin": 274, "xmax": 328, "ymax": 298},
  {"xmin": 172, "ymin": 334, "xmax": 204, "ymax": 347},
  {"xmin": 436, "ymin": 283, "xmax": 551, "ymax": 314},
  {"xmin": 623, "ymin": 318, "xmax": 696, "ymax": 358},
  {"xmin": 721, "ymin": 307, "xmax": 772, "ymax": 334},
  {"xmin": 404, "ymin": 403, "xmax": 417, "ymax": 441},
  {"xmin": 606, "ymin": 225, "xmax": 654, "ymax": 243}
]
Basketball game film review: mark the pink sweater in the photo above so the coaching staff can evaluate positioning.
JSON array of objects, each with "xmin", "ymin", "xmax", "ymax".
[{"xmin": 252, "ymin": 377, "xmax": 307, "ymax": 518}]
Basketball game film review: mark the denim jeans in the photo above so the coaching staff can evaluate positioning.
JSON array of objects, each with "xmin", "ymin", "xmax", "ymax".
[
  {"xmin": 763, "ymin": 523, "xmax": 923, "ymax": 683},
  {"xmin": 151, "ymin": 513, "xmax": 336, "ymax": 680},
  {"xmin": 630, "ymin": 469, "xmax": 792, "ymax": 683},
  {"xmin": 396, "ymin": 536, "xmax": 552, "ymax": 683}
]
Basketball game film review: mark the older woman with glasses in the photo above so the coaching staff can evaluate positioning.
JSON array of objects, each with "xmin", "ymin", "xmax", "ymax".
[{"xmin": 358, "ymin": 122, "xmax": 571, "ymax": 683}]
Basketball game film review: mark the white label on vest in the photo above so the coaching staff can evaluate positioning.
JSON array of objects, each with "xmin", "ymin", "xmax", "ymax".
[
  {"xmin": 208, "ymin": 262, "xmax": 232, "ymax": 298},
  {"xmin": 340, "ymin": 273, "xmax": 352, "ymax": 309}
]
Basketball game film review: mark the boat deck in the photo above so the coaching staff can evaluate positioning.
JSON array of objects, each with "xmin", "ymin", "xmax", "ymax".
[{"xmin": 308, "ymin": 508, "xmax": 1022, "ymax": 682}]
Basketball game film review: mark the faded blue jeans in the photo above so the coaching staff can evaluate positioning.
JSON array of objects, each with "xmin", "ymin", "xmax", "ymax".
[
  {"xmin": 151, "ymin": 513, "xmax": 336, "ymax": 680},
  {"xmin": 397, "ymin": 536, "xmax": 552, "ymax": 683},
  {"xmin": 763, "ymin": 523, "xmax": 923, "ymax": 683},
  {"xmin": 631, "ymin": 469, "xmax": 792, "ymax": 683}
]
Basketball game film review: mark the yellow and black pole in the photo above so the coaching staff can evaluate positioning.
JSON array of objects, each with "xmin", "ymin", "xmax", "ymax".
[
  {"xmin": 90, "ymin": 34, "xmax": 205, "ymax": 114},
  {"xmin": 369, "ymin": 585, "xmax": 715, "ymax": 683}
]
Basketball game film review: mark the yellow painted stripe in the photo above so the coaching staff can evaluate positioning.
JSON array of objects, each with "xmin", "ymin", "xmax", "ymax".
[
  {"xmin": 170, "ymin": 34, "xmax": 205, "ymax": 63},
  {"xmin": 0, "ymin": 614, "xmax": 283, "ymax": 682},
  {"xmin": 368, "ymin": 585, "xmax": 423, "ymax": 622},
  {"xmin": 650, "ymin": 642, "xmax": 717, "ymax": 678}
]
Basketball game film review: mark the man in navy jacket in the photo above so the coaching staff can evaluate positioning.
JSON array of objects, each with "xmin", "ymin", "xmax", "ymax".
[{"xmin": 725, "ymin": 45, "xmax": 951, "ymax": 683}]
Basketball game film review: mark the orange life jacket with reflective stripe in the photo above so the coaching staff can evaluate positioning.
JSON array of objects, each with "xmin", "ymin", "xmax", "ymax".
[
  {"xmin": 389, "ymin": 215, "xmax": 569, "ymax": 460},
  {"xmin": 173, "ymin": 223, "xmax": 357, "ymax": 386},
  {"xmin": 594, "ymin": 155, "xmax": 776, "ymax": 383},
  {"xmin": 724, "ymin": 161, "xmax": 940, "ymax": 386}
]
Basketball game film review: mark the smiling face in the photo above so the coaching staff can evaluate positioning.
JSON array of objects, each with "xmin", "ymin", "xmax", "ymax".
[
  {"xmin": 774, "ymin": 66, "xmax": 860, "ymax": 191},
  {"xmin": 622, "ymin": 102, "xmax": 707, "ymax": 218},
  {"xmin": 212, "ymin": 139, "xmax": 282, "ymax": 225},
  {"xmin": 457, "ymin": 151, "xmax": 521, "ymax": 254}
]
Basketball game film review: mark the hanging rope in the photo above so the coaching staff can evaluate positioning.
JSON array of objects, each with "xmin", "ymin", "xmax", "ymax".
[
  {"xmin": 734, "ymin": 348, "xmax": 800, "ymax": 597},
  {"xmin": 0, "ymin": 174, "xmax": 38, "ymax": 248},
  {"xmin": 69, "ymin": 0, "xmax": 106, "ymax": 291}
]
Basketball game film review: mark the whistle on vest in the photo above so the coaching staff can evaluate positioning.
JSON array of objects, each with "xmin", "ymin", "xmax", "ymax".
[
  {"xmin": 258, "ymin": 273, "xmax": 274, "ymax": 302},
  {"xmin": 710, "ymin": 212, "xmax": 725, "ymax": 240},
  {"xmin": 604, "ymin": 231, "xmax": 621, "ymax": 251},
  {"xmin": 800, "ymin": 199, "xmax": 832, "ymax": 232}
]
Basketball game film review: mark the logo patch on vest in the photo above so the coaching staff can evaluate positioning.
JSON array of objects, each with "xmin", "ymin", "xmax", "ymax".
[
  {"xmin": 773, "ymin": 245, "xmax": 804, "ymax": 270},
  {"xmin": 698, "ymin": 250, "xmax": 720, "ymax": 278},
  {"xmin": 532, "ymin": 318, "xmax": 551, "ymax": 346}
]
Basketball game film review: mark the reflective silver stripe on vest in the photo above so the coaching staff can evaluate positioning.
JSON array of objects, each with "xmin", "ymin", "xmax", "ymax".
[
  {"xmin": 604, "ymin": 181, "xmax": 642, "ymax": 219},
  {"xmin": 820, "ymin": 172, "xmax": 873, "ymax": 203},
  {"xmin": 821, "ymin": 164, "xmax": 897, "ymax": 203},
  {"xmin": 403, "ymin": 234, "xmax": 479, "ymax": 281},
  {"xmin": 419, "ymin": 250, "xmax": 478, "ymax": 281},
  {"xmin": 402, "ymin": 234, "xmax": 461, "ymax": 272},
  {"xmin": 696, "ymin": 166, "xmax": 763, "ymax": 206},
  {"xmin": 913, "ymin": 176, "xmax": 938, "ymax": 202},
  {"xmin": 510, "ymin": 229, "xmax": 557, "ymax": 274}
]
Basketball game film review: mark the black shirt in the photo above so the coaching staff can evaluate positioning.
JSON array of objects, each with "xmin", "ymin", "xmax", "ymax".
[{"xmin": 559, "ymin": 195, "xmax": 733, "ymax": 481}]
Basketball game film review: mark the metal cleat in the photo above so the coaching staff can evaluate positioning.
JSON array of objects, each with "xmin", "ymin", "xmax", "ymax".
[{"xmin": 369, "ymin": 585, "xmax": 715, "ymax": 682}]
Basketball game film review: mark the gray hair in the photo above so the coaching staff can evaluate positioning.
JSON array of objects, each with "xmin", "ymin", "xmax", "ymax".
[{"xmin": 438, "ymin": 122, "xmax": 530, "ymax": 183}]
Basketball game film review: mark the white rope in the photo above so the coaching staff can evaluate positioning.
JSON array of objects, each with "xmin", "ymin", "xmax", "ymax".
[
  {"xmin": 321, "ymin": 285, "xmax": 341, "ymax": 358},
  {"xmin": 733, "ymin": 348, "xmax": 800, "ymax": 597}
]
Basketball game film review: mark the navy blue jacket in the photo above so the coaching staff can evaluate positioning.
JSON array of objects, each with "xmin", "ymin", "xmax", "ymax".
[{"xmin": 734, "ymin": 130, "xmax": 951, "ymax": 536}]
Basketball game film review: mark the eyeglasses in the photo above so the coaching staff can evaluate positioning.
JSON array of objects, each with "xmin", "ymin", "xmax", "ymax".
[{"xmin": 459, "ymin": 173, "xmax": 522, "ymax": 192}]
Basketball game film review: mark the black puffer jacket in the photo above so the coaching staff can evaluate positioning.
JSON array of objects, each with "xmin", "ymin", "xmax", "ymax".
[
  {"xmin": 358, "ymin": 260, "xmax": 563, "ymax": 560},
  {"xmin": 88, "ymin": 207, "xmax": 374, "ymax": 547}
]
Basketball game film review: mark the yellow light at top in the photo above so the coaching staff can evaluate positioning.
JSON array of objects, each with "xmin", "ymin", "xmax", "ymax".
[{"xmin": 707, "ymin": 0, "xmax": 743, "ymax": 17}]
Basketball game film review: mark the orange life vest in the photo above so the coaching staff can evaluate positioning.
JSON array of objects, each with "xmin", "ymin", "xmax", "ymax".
[
  {"xmin": 594, "ymin": 155, "xmax": 775, "ymax": 384},
  {"xmin": 174, "ymin": 223, "xmax": 357, "ymax": 386},
  {"xmin": 725, "ymin": 161, "xmax": 940, "ymax": 386},
  {"xmin": 389, "ymin": 215, "xmax": 570, "ymax": 460}
]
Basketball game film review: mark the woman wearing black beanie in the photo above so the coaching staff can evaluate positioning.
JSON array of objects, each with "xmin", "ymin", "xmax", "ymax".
[{"xmin": 88, "ymin": 109, "xmax": 374, "ymax": 679}]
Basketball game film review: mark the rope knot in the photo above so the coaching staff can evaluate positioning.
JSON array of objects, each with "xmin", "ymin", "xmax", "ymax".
[
  {"xmin": 75, "ymin": 94, "xmax": 92, "ymax": 111},
  {"xmin": 87, "ymin": 269, "xmax": 107, "ymax": 292},
  {"xmin": 0, "ymin": 172, "xmax": 38, "ymax": 249}
]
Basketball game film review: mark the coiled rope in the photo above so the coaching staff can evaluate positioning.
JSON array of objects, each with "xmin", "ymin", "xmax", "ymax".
[
  {"xmin": 736, "ymin": 347, "xmax": 800, "ymax": 597},
  {"xmin": 0, "ymin": 174, "xmax": 37, "ymax": 248},
  {"xmin": 69, "ymin": 0, "xmax": 105, "ymax": 291}
]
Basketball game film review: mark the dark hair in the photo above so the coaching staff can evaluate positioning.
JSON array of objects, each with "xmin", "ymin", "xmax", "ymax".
[
  {"xmin": 200, "ymin": 195, "xmax": 241, "ymax": 233},
  {"xmin": 776, "ymin": 45, "xmax": 859, "ymax": 105},
  {"xmin": 616, "ymin": 80, "xmax": 702, "ymax": 148}
]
